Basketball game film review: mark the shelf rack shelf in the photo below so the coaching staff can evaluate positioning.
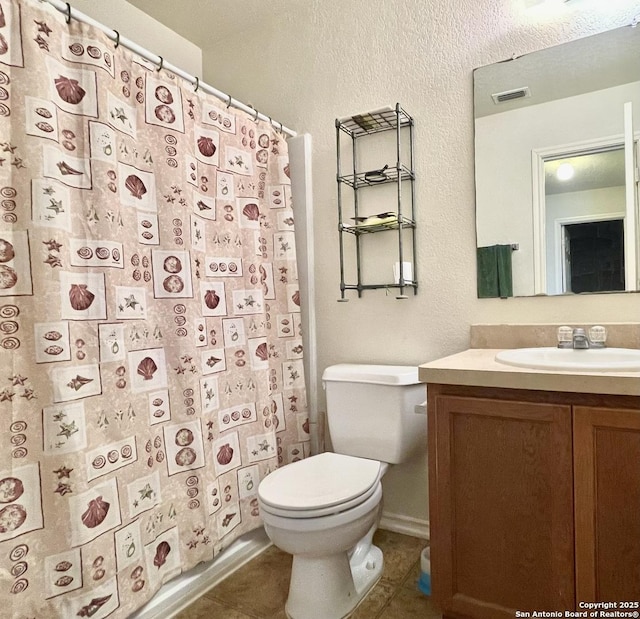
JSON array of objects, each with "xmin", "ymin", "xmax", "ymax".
[
  {"xmin": 337, "ymin": 164, "xmax": 415, "ymax": 190},
  {"xmin": 341, "ymin": 216, "xmax": 416, "ymax": 236},
  {"xmin": 337, "ymin": 107, "xmax": 413, "ymax": 137},
  {"xmin": 335, "ymin": 103, "xmax": 416, "ymax": 300}
]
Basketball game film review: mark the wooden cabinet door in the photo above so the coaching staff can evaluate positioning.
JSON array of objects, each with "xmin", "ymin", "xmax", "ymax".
[
  {"xmin": 574, "ymin": 406, "xmax": 640, "ymax": 602},
  {"xmin": 429, "ymin": 391, "xmax": 574, "ymax": 619}
]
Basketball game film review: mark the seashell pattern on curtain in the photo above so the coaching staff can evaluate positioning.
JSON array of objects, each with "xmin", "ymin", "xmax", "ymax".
[{"xmin": 0, "ymin": 1, "xmax": 309, "ymax": 617}]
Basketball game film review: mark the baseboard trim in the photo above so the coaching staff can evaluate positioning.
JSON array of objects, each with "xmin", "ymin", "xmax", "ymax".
[
  {"xmin": 131, "ymin": 528, "xmax": 272, "ymax": 619},
  {"xmin": 379, "ymin": 511, "xmax": 430, "ymax": 540}
]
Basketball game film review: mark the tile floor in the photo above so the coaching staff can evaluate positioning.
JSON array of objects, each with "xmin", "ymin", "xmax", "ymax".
[{"xmin": 176, "ymin": 529, "xmax": 442, "ymax": 618}]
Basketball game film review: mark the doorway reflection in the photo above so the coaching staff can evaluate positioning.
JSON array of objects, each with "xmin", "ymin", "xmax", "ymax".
[
  {"xmin": 563, "ymin": 219, "xmax": 625, "ymax": 293},
  {"xmin": 543, "ymin": 147, "xmax": 626, "ymax": 294}
]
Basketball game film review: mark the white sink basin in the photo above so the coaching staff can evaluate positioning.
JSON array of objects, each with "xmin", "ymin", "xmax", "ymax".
[{"xmin": 495, "ymin": 347, "xmax": 640, "ymax": 372}]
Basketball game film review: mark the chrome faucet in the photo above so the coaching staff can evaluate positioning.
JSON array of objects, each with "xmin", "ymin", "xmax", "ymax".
[
  {"xmin": 571, "ymin": 328, "xmax": 590, "ymax": 349},
  {"xmin": 557, "ymin": 325, "xmax": 607, "ymax": 349}
]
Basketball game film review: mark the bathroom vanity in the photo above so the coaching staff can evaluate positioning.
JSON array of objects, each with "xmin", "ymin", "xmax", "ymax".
[{"xmin": 420, "ymin": 349, "xmax": 640, "ymax": 619}]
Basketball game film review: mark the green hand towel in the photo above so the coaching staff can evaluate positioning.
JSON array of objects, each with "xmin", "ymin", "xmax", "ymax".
[{"xmin": 477, "ymin": 244, "xmax": 513, "ymax": 298}]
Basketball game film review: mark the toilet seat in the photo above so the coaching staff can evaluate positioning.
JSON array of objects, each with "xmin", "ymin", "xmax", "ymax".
[{"xmin": 258, "ymin": 452, "xmax": 382, "ymax": 519}]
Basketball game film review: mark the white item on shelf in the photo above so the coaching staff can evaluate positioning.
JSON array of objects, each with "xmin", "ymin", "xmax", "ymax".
[{"xmin": 394, "ymin": 261, "xmax": 414, "ymax": 284}]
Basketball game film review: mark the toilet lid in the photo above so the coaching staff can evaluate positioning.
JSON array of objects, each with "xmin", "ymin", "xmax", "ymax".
[{"xmin": 258, "ymin": 452, "xmax": 381, "ymax": 512}]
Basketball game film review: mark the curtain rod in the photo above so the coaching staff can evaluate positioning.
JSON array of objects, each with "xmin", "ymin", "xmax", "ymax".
[{"xmin": 41, "ymin": 0, "xmax": 297, "ymax": 137}]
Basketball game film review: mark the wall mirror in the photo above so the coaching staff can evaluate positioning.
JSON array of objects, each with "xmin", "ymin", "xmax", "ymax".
[{"xmin": 474, "ymin": 23, "xmax": 640, "ymax": 297}]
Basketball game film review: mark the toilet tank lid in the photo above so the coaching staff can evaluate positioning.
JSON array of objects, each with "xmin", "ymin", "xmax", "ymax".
[{"xmin": 322, "ymin": 364, "xmax": 420, "ymax": 385}]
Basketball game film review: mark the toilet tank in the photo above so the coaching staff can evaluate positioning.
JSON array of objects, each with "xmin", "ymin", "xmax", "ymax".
[{"xmin": 322, "ymin": 364, "xmax": 426, "ymax": 464}]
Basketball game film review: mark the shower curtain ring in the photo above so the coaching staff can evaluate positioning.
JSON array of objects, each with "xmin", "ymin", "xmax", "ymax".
[
  {"xmin": 156, "ymin": 56, "xmax": 164, "ymax": 72},
  {"xmin": 65, "ymin": 2, "xmax": 71, "ymax": 24},
  {"xmin": 113, "ymin": 30, "xmax": 120, "ymax": 49},
  {"xmin": 193, "ymin": 76, "xmax": 199, "ymax": 92},
  {"xmin": 226, "ymin": 94, "xmax": 232, "ymax": 109},
  {"xmin": 253, "ymin": 107, "xmax": 259, "ymax": 122}
]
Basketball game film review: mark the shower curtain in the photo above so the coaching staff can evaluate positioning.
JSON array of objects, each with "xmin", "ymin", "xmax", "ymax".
[{"xmin": 0, "ymin": 1, "xmax": 309, "ymax": 617}]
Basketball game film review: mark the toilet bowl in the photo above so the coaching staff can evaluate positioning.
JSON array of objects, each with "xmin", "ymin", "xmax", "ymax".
[
  {"xmin": 258, "ymin": 452, "xmax": 388, "ymax": 619},
  {"xmin": 257, "ymin": 364, "xmax": 427, "ymax": 619}
]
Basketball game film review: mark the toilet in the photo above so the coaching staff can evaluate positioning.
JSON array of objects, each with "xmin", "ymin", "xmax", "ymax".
[{"xmin": 257, "ymin": 364, "xmax": 426, "ymax": 619}]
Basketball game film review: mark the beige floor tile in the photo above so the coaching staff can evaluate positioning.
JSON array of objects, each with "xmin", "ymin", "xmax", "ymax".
[
  {"xmin": 349, "ymin": 579, "xmax": 395, "ymax": 619},
  {"xmin": 205, "ymin": 545, "xmax": 292, "ymax": 617},
  {"xmin": 376, "ymin": 587, "xmax": 442, "ymax": 618},
  {"xmin": 196, "ymin": 530, "xmax": 431, "ymax": 618},
  {"xmin": 175, "ymin": 595, "xmax": 257, "ymax": 619},
  {"xmin": 402, "ymin": 559, "xmax": 422, "ymax": 591},
  {"xmin": 373, "ymin": 529, "xmax": 426, "ymax": 585}
]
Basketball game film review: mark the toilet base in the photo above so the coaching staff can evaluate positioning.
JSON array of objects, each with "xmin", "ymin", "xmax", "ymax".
[
  {"xmin": 284, "ymin": 544, "xmax": 384, "ymax": 619},
  {"xmin": 351, "ymin": 543, "xmax": 383, "ymax": 597}
]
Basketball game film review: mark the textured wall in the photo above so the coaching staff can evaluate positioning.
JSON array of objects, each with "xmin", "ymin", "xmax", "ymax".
[
  {"xmin": 70, "ymin": 0, "xmax": 203, "ymax": 76},
  {"xmin": 199, "ymin": 0, "xmax": 640, "ymax": 522}
]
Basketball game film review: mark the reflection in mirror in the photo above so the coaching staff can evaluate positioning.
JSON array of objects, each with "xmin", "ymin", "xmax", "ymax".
[
  {"xmin": 474, "ymin": 23, "xmax": 640, "ymax": 297},
  {"xmin": 543, "ymin": 148, "xmax": 626, "ymax": 294}
]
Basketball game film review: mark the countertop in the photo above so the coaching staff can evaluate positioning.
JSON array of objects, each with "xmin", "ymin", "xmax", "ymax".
[{"xmin": 419, "ymin": 348, "xmax": 640, "ymax": 397}]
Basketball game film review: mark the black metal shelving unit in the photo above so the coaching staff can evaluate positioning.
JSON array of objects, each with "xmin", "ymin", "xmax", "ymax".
[{"xmin": 336, "ymin": 103, "xmax": 417, "ymax": 300}]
